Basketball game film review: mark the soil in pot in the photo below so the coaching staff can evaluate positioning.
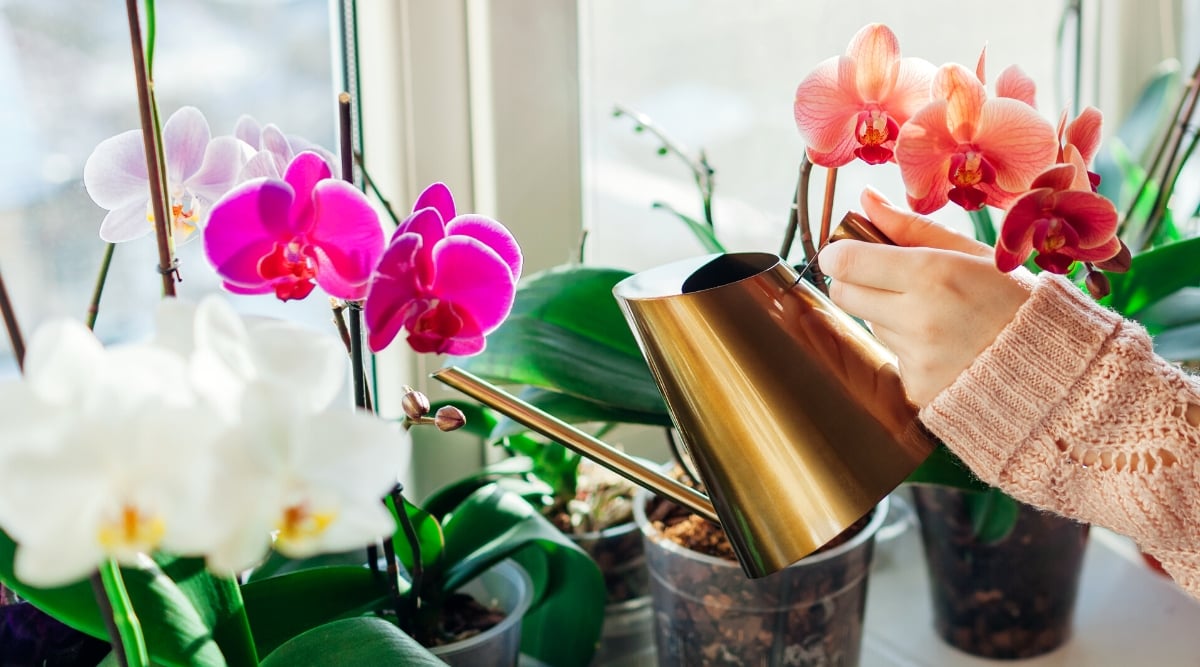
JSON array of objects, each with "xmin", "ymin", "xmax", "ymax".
[
  {"xmin": 912, "ymin": 486, "xmax": 1089, "ymax": 660},
  {"xmin": 638, "ymin": 465, "xmax": 882, "ymax": 667},
  {"xmin": 428, "ymin": 560, "xmax": 532, "ymax": 667},
  {"xmin": 544, "ymin": 459, "xmax": 649, "ymax": 605}
]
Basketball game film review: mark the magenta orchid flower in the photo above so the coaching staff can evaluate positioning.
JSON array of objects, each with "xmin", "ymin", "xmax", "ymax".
[
  {"xmin": 894, "ymin": 63, "xmax": 1058, "ymax": 214},
  {"xmin": 203, "ymin": 151, "xmax": 384, "ymax": 301},
  {"xmin": 233, "ymin": 115, "xmax": 338, "ymax": 182},
  {"xmin": 994, "ymin": 162, "xmax": 1122, "ymax": 274},
  {"xmin": 83, "ymin": 106, "xmax": 247, "ymax": 243},
  {"xmin": 364, "ymin": 183, "xmax": 522, "ymax": 355},
  {"xmin": 793, "ymin": 23, "xmax": 935, "ymax": 167}
]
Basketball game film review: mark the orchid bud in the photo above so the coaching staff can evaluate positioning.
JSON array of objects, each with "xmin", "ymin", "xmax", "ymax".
[
  {"xmin": 401, "ymin": 387, "xmax": 431, "ymax": 420},
  {"xmin": 1085, "ymin": 269, "xmax": 1111, "ymax": 300},
  {"xmin": 433, "ymin": 405, "xmax": 466, "ymax": 432}
]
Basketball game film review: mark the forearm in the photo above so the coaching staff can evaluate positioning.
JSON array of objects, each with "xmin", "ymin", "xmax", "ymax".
[{"xmin": 919, "ymin": 273, "xmax": 1200, "ymax": 593}]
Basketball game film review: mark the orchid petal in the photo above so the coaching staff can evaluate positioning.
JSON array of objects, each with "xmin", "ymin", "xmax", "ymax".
[
  {"xmin": 391, "ymin": 207, "xmax": 447, "ymax": 275},
  {"xmin": 1065, "ymin": 106, "xmax": 1103, "ymax": 165},
  {"xmin": 308, "ymin": 180, "xmax": 384, "ymax": 299},
  {"xmin": 995, "ymin": 65, "xmax": 1038, "ymax": 107},
  {"xmin": 793, "ymin": 57, "xmax": 861, "ymax": 161},
  {"xmin": 973, "ymin": 98, "xmax": 1057, "ymax": 192},
  {"xmin": 878, "ymin": 56, "xmax": 936, "ymax": 123},
  {"xmin": 24, "ymin": 320, "xmax": 104, "ymax": 404},
  {"xmin": 234, "ymin": 115, "xmax": 262, "ymax": 147},
  {"xmin": 412, "ymin": 182, "xmax": 456, "ymax": 221},
  {"xmin": 1061, "ymin": 146, "xmax": 1093, "ymax": 190},
  {"xmin": 1030, "ymin": 163, "xmax": 1077, "ymax": 191},
  {"xmin": 239, "ymin": 150, "xmax": 287, "ymax": 181},
  {"xmin": 204, "ymin": 179, "xmax": 294, "ymax": 285},
  {"xmin": 430, "ymin": 238, "xmax": 517, "ymax": 333},
  {"xmin": 162, "ymin": 107, "xmax": 212, "ymax": 185},
  {"xmin": 1055, "ymin": 190, "xmax": 1120, "ymax": 245},
  {"xmin": 975, "ymin": 46, "xmax": 987, "ymax": 83},
  {"xmin": 185, "ymin": 136, "xmax": 249, "ymax": 205},
  {"xmin": 83, "ymin": 129, "xmax": 149, "ymax": 210},
  {"xmin": 846, "ymin": 23, "xmax": 900, "ymax": 99},
  {"xmin": 99, "ymin": 200, "xmax": 152, "ymax": 243},
  {"xmin": 446, "ymin": 214, "xmax": 523, "ymax": 279},
  {"xmin": 364, "ymin": 236, "xmax": 425, "ymax": 353},
  {"xmin": 895, "ymin": 100, "xmax": 957, "ymax": 201},
  {"xmin": 249, "ymin": 321, "xmax": 347, "ymax": 412},
  {"xmin": 934, "ymin": 64, "xmax": 986, "ymax": 140},
  {"xmin": 260, "ymin": 125, "xmax": 294, "ymax": 163},
  {"xmin": 283, "ymin": 152, "xmax": 332, "ymax": 233}
]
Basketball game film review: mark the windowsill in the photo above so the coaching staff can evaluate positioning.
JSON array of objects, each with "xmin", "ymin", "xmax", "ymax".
[{"xmin": 864, "ymin": 524, "xmax": 1200, "ymax": 665}]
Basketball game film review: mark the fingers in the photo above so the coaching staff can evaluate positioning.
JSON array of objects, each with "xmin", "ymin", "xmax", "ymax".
[
  {"xmin": 826, "ymin": 273, "xmax": 902, "ymax": 328},
  {"xmin": 819, "ymin": 239, "xmax": 962, "ymax": 293},
  {"xmin": 860, "ymin": 187, "xmax": 991, "ymax": 257}
]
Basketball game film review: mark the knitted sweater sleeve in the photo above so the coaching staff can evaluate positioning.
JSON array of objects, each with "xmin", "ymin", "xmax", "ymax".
[{"xmin": 919, "ymin": 273, "xmax": 1200, "ymax": 598}]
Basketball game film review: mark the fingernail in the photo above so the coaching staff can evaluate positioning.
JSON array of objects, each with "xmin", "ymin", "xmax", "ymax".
[{"xmin": 862, "ymin": 186, "xmax": 886, "ymax": 205}]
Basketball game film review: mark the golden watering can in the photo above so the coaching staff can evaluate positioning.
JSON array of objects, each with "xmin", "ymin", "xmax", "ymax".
[{"xmin": 433, "ymin": 213, "xmax": 936, "ymax": 578}]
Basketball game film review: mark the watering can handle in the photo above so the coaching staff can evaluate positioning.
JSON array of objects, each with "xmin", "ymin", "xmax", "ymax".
[{"xmin": 431, "ymin": 366, "xmax": 721, "ymax": 524}]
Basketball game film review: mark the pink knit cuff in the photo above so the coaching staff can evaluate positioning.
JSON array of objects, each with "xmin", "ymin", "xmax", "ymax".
[{"xmin": 918, "ymin": 273, "xmax": 1124, "ymax": 484}]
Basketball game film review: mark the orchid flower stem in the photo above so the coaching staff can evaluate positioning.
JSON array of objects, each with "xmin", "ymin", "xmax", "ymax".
[
  {"xmin": 613, "ymin": 104, "xmax": 715, "ymax": 226},
  {"xmin": 817, "ymin": 167, "xmax": 838, "ymax": 247},
  {"xmin": 353, "ymin": 152, "xmax": 402, "ymax": 228},
  {"xmin": 0, "ymin": 266, "xmax": 25, "ymax": 371},
  {"xmin": 779, "ymin": 156, "xmax": 814, "ymax": 262},
  {"xmin": 346, "ymin": 304, "xmax": 369, "ymax": 412},
  {"xmin": 1138, "ymin": 60, "xmax": 1200, "ymax": 250},
  {"xmin": 330, "ymin": 301, "xmax": 373, "ymax": 411},
  {"xmin": 86, "ymin": 243, "xmax": 116, "ymax": 331},
  {"xmin": 124, "ymin": 0, "xmax": 176, "ymax": 297},
  {"xmin": 92, "ymin": 561, "xmax": 149, "ymax": 667},
  {"xmin": 390, "ymin": 485, "xmax": 421, "ymax": 628}
]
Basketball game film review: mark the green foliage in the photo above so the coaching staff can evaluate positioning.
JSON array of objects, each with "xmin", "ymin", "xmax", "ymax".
[{"xmin": 258, "ymin": 617, "xmax": 447, "ymax": 667}]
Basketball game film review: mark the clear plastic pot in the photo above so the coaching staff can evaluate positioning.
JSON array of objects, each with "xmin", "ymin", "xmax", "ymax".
[{"xmin": 430, "ymin": 559, "xmax": 533, "ymax": 667}]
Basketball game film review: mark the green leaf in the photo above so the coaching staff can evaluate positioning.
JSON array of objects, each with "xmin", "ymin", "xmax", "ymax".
[
  {"xmin": 1095, "ymin": 60, "xmax": 1181, "ymax": 204},
  {"xmin": 967, "ymin": 207, "xmax": 997, "ymax": 247},
  {"xmin": 156, "ymin": 557, "xmax": 257, "ymax": 666},
  {"xmin": 419, "ymin": 459, "xmax": 535, "ymax": 520},
  {"xmin": 965, "ymin": 488, "xmax": 1021, "ymax": 544},
  {"xmin": 440, "ymin": 484, "xmax": 605, "ymax": 667},
  {"xmin": 650, "ymin": 202, "xmax": 726, "ymax": 253},
  {"xmin": 0, "ymin": 530, "xmax": 228, "ymax": 667},
  {"xmin": 904, "ymin": 444, "xmax": 990, "ymax": 493},
  {"xmin": 389, "ymin": 495, "xmax": 445, "ymax": 574},
  {"xmin": 241, "ymin": 566, "xmax": 393, "ymax": 658},
  {"xmin": 454, "ymin": 266, "xmax": 668, "ymax": 416},
  {"xmin": 259, "ymin": 617, "xmax": 446, "ymax": 667},
  {"xmin": 1102, "ymin": 237, "xmax": 1200, "ymax": 318}
]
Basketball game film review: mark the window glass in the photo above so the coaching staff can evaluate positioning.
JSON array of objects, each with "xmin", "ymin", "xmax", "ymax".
[
  {"xmin": 580, "ymin": 2, "xmax": 1068, "ymax": 271},
  {"xmin": 0, "ymin": 0, "xmax": 334, "ymax": 376}
]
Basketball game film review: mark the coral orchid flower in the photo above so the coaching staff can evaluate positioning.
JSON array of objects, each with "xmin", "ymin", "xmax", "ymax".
[
  {"xmin": 793, "ymin": 23, "xmax": 935, "ymax": 167},
  {"xmin": 995, "ymin": 162, "xmax": 1122, "ymax": 274},
  {"xmin": 895, "ymin": 63, "xmax": 1058, "ymax": 214},
  {"xmin": 364, "ymin": 182, "xmax": 522, "ymax": 356},
  {"xmin": 84, "ymin": 106, "xmax": 246, "ymax": 243},
  {"xmin": 203, "ymin": 151, "xmax": 384, "ymax": 302},
  {"xmin": 1057, "ymin": 106, "xmax": 1104, "ymax": 190}
]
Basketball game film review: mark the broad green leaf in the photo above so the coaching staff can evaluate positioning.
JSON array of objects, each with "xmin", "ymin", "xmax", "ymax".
[
  {"xmin": 246, "ymin": 550, "xmax": 369, "ymax": 583},
  {"xmin": 259, "ymin": 617, "xmax": 446, "ymax": 667},
  {"xmin": 651, "ymin": 202, "xmax": 727, "ymax": 253},
  {"xmin": 1153, "ymin": 321, "xmax": 1200, "ymax": 363},
  {"xmin": 965, "ymin": 488, "xmax": 1021, "ymax": 544},
  {"xmin": 389, "ymin": 495, "xmax": 445, "ymax": 574},
  {"xmin": 241, "ymin": 566, "xmax": 392, "ymax": 659},
  {"xmin": 1102, "ymin": 237, "xmax": 1200, "ymax": 318},
  {"xmin": 156, "ymin": 557, "xmax": 257, "ymax": 666},
  {"xmin": 0, "ymin": 531, "xmax": 228, "ymax": 667},
  {"xmin": 419, "ymin": 459, "xmax": 536, "ymax": 520},
  {"xmin": 454, "ymin": 266, "xmax": 668, "ymax": 416},
  {"xmin": 440, "ymin": 484, "xmax": 604, "ymax": 667},
  {"xmin": 489, "ymin": 387, "xmax": 672, "ymax": 440},
  {"xmin": 1095, "ymin": 59, "xmax": 1181, "ymax": 204}
]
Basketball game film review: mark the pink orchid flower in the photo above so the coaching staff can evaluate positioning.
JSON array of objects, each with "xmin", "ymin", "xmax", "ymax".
[
  {"xmin": 894, "ymin": 63, "xmax": 1058, "ymax": 214},
  {"xmin": 83, "ymin": 106, "xmax": 247, "ymax": 243},
  {"xmin": 233, "ymin": 115, "xmax": 338, "ymax": 182},
  {"xmin": 793, "ymin": 23, "xmax": 935, "ymax": 167},
  {"xmin": 203, "ymin": 151, "xmax": 384, "ymax": 301},
  {"xmin": 995, "ymin": 162, "xmax": 1122, "ymax": 274},
  {"xmin": 364, "ymin": 183, "xmax": 522, "ymax": 356}
]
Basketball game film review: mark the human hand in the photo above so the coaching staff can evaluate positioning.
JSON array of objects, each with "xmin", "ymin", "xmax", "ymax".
[{"xmin": 817, "ymin": 187, "xmax": 1032, "ymax": 406}]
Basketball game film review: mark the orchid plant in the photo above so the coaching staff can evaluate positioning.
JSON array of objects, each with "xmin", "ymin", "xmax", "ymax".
[{"xmin": 0, "ymin": 3, "xmax": 605, "ymax": 666}]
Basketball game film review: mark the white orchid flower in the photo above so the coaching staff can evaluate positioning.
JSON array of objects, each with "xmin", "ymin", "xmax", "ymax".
[
  {"xmin": 83, "ymin": 106, "xmax": 249, "ymax": 244},
  {"xmin": 201, "ymin": 387, "xmax": 406, "ymax": 573},
  {"xmin": 0, "ymin": 320, "xmax": 221, "ymax": 587}
]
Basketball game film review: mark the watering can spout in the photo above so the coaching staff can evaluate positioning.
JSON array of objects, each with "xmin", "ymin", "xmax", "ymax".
[{"xmin": 434, "ymin": 212, "xmax": 937, "ymax": 578}]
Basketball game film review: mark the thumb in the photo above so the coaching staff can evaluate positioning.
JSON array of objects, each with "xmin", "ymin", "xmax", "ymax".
[{"xmin": 860, "ymin": 187, "xmax": 991, "ymax": 257}]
